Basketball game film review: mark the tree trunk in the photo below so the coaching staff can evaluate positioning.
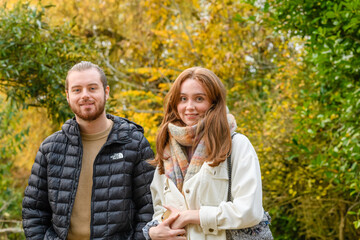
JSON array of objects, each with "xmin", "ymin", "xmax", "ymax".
[{"xmin": 339, "ymin": 203, "xmax": 346, "ymax": 240}]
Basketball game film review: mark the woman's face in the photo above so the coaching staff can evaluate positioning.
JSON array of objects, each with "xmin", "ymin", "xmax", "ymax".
[{"xmin": 177, "ymin": 78, "xmax": 212, "ymax": 126}]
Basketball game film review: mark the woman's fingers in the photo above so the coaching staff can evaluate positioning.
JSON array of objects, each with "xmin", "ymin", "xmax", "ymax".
[
  {"xmin": 149, "ymin": 215, "xmax": 187, "ymax": 240},
  {"xmin": 168, "ymin": 230, "xmax": 186, "ymax": 240},
  {"xmin": 171, "ymin": 228, "xmax": 187, "ymax": 238},
  {"xmin": 162, "ymin": 205, "xmax": 181, "ymax": 221},
  {"xmin": 174, "ymin": 234, "xmax": 187, "ymax": 240},
  {"xmin": 163, "ymin": 212, "xmax": 180, "ymax": 226}
]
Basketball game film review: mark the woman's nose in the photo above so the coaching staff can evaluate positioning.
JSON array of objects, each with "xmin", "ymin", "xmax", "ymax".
[{"xmin": 185, "ymin": 100, "xmax": 195, "ymax": 110}]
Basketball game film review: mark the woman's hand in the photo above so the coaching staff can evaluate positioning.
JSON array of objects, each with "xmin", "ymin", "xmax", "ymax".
[
  {"xmin": 162, "ymin": 205, "xmax": 200, "ymax": 229},
  {"xmin": 149, "ymin": 213, "xmax": 186, "ymax": 240}
]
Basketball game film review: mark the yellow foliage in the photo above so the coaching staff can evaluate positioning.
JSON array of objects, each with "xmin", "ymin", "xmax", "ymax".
[{"xmin": 12, "ymin": 107, "xmax": 57, "ymax": 176}]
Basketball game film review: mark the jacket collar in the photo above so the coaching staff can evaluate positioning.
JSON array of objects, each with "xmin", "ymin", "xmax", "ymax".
[{"xmin": 62, "ymin": 114, "xmax": 142, "ymax": 146}]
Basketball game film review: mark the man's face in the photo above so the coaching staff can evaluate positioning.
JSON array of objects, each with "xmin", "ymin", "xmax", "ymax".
[{"xmin": 66, "ymin": 68, "xmax": 109, "ymax": 122}]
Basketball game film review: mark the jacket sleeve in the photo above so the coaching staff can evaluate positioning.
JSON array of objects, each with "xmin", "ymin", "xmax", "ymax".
[
  {"xmin": 199, "ymin": 133, "xmax": 264, "ymax": 235},
  {"xmin": 22, "ymin": 143, "xmax": 52, "ymax": 240},
  {"xmin": 132, "ymin": 133, "xmax": 155, "ymax": 240}
]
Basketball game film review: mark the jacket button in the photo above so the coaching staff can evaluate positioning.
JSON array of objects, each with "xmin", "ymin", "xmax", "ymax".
[
  {"xmin": 185, "ymin": 189, "xmax": 190, "ymax": 193},
  {"xmin": 165, "ymin": 186, "xmax": 168, "ymax": 190},
  {"xmin": 209, "ymin": 228, "xmax": 214, "ymax": 232}
]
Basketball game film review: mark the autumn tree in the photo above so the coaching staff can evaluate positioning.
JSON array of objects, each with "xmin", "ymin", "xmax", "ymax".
[{"xmin": 0, "ymin": 94, "xmax": 27, "ymax": 238}]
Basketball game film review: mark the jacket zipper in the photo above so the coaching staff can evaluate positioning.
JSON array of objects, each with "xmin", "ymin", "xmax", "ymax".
[{"xmin": 65, "ymin": 126, "xmax": 83, "ymax": 239}]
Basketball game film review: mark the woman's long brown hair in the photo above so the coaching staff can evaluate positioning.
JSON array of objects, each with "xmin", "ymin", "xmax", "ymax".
[{"xmin": 153, "ymin": 67, "xmax": 232, "ymax": 174}]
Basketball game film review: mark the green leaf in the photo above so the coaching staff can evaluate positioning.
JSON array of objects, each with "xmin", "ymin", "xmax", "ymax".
[
  {"xmin": 354, "ymin": 220, "xmax": 360, "ymax": 229},
  {"xmin": 326, "ymin": 11, "xmax": 336, "ymax": 18}
]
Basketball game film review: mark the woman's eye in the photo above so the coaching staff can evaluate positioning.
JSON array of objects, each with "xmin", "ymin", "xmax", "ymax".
[
  {"xmin": 196, "ymin": 96, "xmax": 204, "ymax": 101},
  {"xmin": 180, "ymin": 97, "xmax": 187, "ymax": 101}
]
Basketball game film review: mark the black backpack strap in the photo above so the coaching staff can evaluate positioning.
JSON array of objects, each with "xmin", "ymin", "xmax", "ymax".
[{"xmin": 227, "ymin": 132, "xmax": 238, "ymax": 201}]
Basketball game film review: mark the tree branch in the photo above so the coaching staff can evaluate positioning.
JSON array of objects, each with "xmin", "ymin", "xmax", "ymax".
[
  {"xmin": 0, "ymin": 228, "xmax": 23, "ymax": 233},
  {"xmin": 0, "ymin": 200, "xmax": 12, "ymax": 214},
  {"xmin": 0, "ymin": 220, "xmax": 22, "ymax": 224},
  {"xmin": 170, "ymin": 0, "xmax": 204, "ymax": 66},
  {"xmin": 100, "ymin": 55, "xmax": 146, "ymax": 90}
]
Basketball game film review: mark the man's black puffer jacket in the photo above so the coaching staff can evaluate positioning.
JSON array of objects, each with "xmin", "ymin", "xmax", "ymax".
[{"xmin": 22, "ymin": 114, "xmax": 155, "ymax": 240}]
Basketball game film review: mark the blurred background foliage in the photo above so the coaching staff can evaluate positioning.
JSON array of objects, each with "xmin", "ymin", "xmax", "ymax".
[{"xmin": 0, "ymin": 0, "xmax": 359, "ymax": 239}]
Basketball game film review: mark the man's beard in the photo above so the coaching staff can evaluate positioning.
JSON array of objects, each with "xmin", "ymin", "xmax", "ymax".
[{"xmin": 69, "ymin": 97, "xmax": 106, "ymax": 122}]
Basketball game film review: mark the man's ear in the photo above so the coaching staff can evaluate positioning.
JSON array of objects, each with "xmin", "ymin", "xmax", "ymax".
[
  {"xmin": 105, "ymin": 85, "xmax": 110, "ymax": 100},
  {"xmin": 66, "ymin": 90, "xmax": 70, "ymax": 103}
]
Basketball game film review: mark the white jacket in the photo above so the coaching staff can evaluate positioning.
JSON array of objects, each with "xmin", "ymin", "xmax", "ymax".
[{"xmin": 150, "ymin": 133, "xmax": 264, "ymax": 240}]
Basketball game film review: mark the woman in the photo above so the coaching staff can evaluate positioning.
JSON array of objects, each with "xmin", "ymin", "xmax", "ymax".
[{"xmin": 143, "ymin": 67, "xmax": 265, "ymax": 240}]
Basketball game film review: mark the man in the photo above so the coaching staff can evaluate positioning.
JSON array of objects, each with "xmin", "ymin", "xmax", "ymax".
[{"xmin": 22, "ymin": 61, "xmax": 155, "ymax": 240}]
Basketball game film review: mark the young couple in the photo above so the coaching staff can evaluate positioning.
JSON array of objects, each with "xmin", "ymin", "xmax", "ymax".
[{"xmin": 22, "ymin": 62, "xmax": 266, "ymax": 240}]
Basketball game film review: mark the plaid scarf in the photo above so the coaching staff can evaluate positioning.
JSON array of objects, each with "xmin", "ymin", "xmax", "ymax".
[{"xmin": 164, "ymin": 114, "xmax": 237, "ymax": 191}]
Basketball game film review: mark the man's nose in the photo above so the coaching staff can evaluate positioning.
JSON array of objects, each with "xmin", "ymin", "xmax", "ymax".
[{"xmin": 81, "ymin": 89, "xmax": 90, "ymax": 99}]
